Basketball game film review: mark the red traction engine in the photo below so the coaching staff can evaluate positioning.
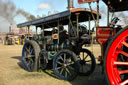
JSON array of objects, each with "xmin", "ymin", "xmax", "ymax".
[{"xmin": 78, "ymin": 0, "xmax": 128, "ymax": 85}]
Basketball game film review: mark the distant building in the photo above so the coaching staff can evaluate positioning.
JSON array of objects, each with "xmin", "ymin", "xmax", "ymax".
[{"xmin": 0, "ymin": 33, "xmax": 6, "ymax": 41}]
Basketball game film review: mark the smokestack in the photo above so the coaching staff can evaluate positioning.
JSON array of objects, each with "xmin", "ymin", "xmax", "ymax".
[
  {"xmin": 67, "ymin": 0, "xmax": 74, "ymax": 10},
  {"xmin": 9, "ymin": 26, "xmax": 11, "ymax": 32}
]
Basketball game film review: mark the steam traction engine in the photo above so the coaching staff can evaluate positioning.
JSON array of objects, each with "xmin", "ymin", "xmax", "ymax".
[
  {"xmin": 17, "ymin": 8, "xmax": 100, "ymax": 81},
  {"xmin": 78, "ymin": 0, "xmax": 128, "ymax": 85}
]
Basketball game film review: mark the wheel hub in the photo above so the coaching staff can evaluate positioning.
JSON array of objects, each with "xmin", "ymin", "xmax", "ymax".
[
  {"xmin": 27, "ymin": 55, "xmax": 31, "ymax": 58},
  {"xmin": 80, "ymin": 60, "xmax": 86, "ymax": 65},
  {"xmin": 63, "ymin": 62, "xmax": 68, "ymax": 68},
  {"xmin": 63, "ymin": 64, "xmax": 67, "ymax": 67}
]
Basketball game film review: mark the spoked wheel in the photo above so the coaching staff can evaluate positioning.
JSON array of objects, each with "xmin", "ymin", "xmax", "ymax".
[
  {"xmin": 22, "ymin": 40, "xmax": 40, "ymax": 72},
  {"xmin": 53, "ymin": 49, "xmax": 80, "ymax": 81},
  {"xmin": 78, "ymin": 48, "xmax": 96, "ymax": 76},
  {"xmin": 104, "ymin": 26, "xmax": 128, "ymax": 85}
]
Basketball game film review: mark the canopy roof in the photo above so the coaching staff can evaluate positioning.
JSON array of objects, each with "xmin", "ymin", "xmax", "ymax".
[
  {"xmin": 103, "ymin": 0, "xmax": 128, "ymax": 12},
  {"xmin": 17, "ymin": 8, "xmax": 101, "ymax": 29}
]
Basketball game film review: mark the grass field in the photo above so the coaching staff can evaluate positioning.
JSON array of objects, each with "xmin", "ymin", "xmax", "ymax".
[{"xmin": 0, "ymin": 44, "xmax": 107, "ymax": 85}]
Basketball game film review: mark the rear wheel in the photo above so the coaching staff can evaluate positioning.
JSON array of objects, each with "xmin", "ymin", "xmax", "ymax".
[
  {"xmin": 78, "ymin": 48, "xmax": 96, "ymax": 76},
  {"xmin": 53, "ymin": 49, "xmax": 79, "ymax": 81},
  {"xmin": 22, "ymin": 40, "xmax": 40, "ymax": 72},
  {"xmin": 104, "ymin": 26, "xmax": 128, "ymax": 85}
]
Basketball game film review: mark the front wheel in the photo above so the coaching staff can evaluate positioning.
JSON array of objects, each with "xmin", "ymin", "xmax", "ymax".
[
  {"xmin": 53, "ymin": 49, "xmax": 79, "ymax": 81},
  {"xmin": 22, "ymin": 40, "xmax": 40, "ymax": 72},
  {"xmin": 104, "ymin": 26, "xmax": 128, "ymax": 85}
]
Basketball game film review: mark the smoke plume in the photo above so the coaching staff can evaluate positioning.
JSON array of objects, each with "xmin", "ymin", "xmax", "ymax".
[
  {"xmin": 16, "ymin": 9, "xmax": 35, "ymax": 21},
  {"xmin": 0, "ymin": 0, "xmax": 16, "ymax": 25},
  {"xmin": 0, "ymin": 0, "xmax": 35, "ymax": 32},
  {"xmin": 116, "ymin": 12, "xmax": 128, "ymax": 25}
]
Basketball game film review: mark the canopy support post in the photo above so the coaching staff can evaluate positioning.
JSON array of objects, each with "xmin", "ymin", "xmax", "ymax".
[
  {"xmin": 57, "ymin": 21, "xmax": 60, "ymax": 44},
  {"xmin": 75, "ymin": 13, "xmax": 80, "ymax": 37},
  {"xmin": 42, "ymin": 25, "xmax": 44, "ymax": 38},
  {"xmin": 36, "ymin": 26, "xmax": 38, "ymax": 34},
  {"xmin": 88, "ymin": 2, "xmax": 97, "ymax": 27},
  {"xmin": 97, "ymin": 0, "xmax": 99, "ymax": 26},
  {"xmin": 42, "ymin": 24, "xmax": 46, "ymax": 50},
  {"xmin": 27, "ymin": 26, "xmax": 30, "ymax": 39},
  {"xmin": 68, "ymin": 16, "xmax": 77, "ymax": 37},
  {"xmin": 88, "ymin": 16, "xmax": 91, "ymax": 35},
  {"xmin": 107, "ymin": 6, "xmax": 109, "ymax": 26},
  {"xmin": 110, "ymin": 12, "xmax": 115, "ymax": 23}
]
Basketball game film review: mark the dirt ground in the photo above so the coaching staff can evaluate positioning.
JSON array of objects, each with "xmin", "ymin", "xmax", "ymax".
[{"xmin": 0, "ymin": 44, "xmax": 107, "ymax": 85}]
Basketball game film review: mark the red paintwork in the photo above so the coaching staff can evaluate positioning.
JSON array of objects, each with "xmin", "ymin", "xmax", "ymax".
[
  {"xmin": 96, "ymin": 26, "xmax": 116, "ymax": 61},
  {"xmin": 96, "ymin": 26, "xmax": 116, "ymax": 45},
  {"xmin": 106, "ymin": 29, "xmax": 128, "ymax": 85},
  {"xmin": 78, "ymin": 0, "xmax": 98, "ymax": 4}
]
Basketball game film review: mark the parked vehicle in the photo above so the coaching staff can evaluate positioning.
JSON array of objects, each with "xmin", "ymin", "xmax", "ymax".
[
  {"xmin": 78, "ymin": 0, "xmax": 128, "ymax": 85},
  {"xmin": 17, "ymin": 8, "xmax": 100, "ymax": 81}
]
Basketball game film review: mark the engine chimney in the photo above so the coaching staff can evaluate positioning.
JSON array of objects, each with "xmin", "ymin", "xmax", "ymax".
[
  {"xmin": 67, "ymin": 0, "xmax": 74, "ymax": 10},
  {"xmin": 9, "ymin": 26, "xmax": 11, "ymax": 32},
  {"xmin": 9, "ymin": 24, "xmax": 12, "ymax": 32}
]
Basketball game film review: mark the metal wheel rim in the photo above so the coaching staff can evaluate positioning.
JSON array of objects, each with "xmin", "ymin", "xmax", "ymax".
[
  {"xmin": 54, "ymin": 52, "xmax": 76, "ymax": 80},
  {"xmin": 22, "ymin": 44, "xmax": 35, "ymax": 71},
  {"xmin": 79, "ymin": 50, "xmax": 93, "ymax": 74}
]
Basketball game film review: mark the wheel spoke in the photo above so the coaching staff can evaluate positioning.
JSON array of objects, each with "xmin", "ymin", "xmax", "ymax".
[
  {"xmin": 119, "ymin": 70, "xmax": 128, "ymax": 75},
  {"xmin": 57, "ymin": 66, "xmax": 62, "ymax": 70},
  {"xmin": 27, "ymin": 60, "xmax": 31, "ymax": 66},
  {"xmin": 85, "ymin": 60, "xmax": 92, "ymax": 62},
  {"xmin": 67, "ymin": 63, "xmax": 71, "ymax": 66},
  {"xmin": 28, "ymin": 45, "xmax": 32, "ymax": 52},
  {"xmin": 59, "ymin": 56, "xmax": 64, "ymax": 61},
  {"xmin": 25, "ymin": 47, "xmax": 29, "ymax": 53},
  {"xmin": 24, "ymin": 53, "xmax": 28, "ymax": 59},
  {"xmin": 114, "ymin": 61, "xmax": 128, "ymax": 65},
  {"xmin": 122, "ymin": 41, "xmax": 128, "ymax": 48},
  {"xmin": 120, "ymin": 79, "xmax": 128, "ymax": 85},
  {"xmin": 66, "ymin": 68, "xmax": 71, "ymax": 75},
  {"xmin": 118, "ymin": 51, "xmax": 128, "ymax": 57},
  {"xmin": 64, "ymin": 54, "xmax": 66, "ymax": 63},
  {"xmin": 67, "ymin": 61, "xmax": 74, "ymax": 66},
  {"xmin": 60, "ymin": 68, "xmax": 64, "ymax": 75},
  {"xmin": 30, "ymin": 49, "xmax": 34, "ymax": 54},
  {"xmin": 57, "ymin": 61, "xmax": 63, "ymax": 65},
  {"xmin": 84, "ymin": 54, "xmax": 88, "ymax": 60},
  {"xmin": 27, "ymin": 59, "xmax": 33, "ymax": 70}
]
